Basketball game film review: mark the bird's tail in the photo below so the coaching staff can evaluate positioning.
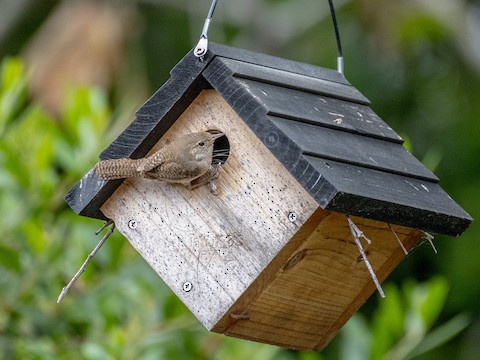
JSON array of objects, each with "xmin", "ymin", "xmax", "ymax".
[{"xmin": 95, "ymin": 158, "xmax": 144, "ymax": 180}]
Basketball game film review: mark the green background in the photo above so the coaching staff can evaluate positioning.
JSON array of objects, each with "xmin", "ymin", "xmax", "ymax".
[{"xmin": 1, "ymin": 1, "xmax": 479, "ymax": 359}]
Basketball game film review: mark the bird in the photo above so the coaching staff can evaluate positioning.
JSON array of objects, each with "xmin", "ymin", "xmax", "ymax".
[{"xmin": 95, "ymin": 131, "xmax": 224, "ymax": 187}]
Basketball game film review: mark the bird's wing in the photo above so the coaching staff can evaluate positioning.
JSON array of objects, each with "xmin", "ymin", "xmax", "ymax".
[
  {"xmin": 154, "ymin": 161, "xmax": 202, "ymax": 182},
  {"xmin": 137, "ymin": 149, "xmax": 168, "ymax": 172}
]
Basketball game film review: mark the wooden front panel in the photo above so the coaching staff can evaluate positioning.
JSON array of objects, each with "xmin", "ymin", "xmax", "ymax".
[
  {"xmin": 101, "ymin": 90, "xmax": 319, "ymax": 329},
  {"xmin": 221, "ymin": 213, "xmax": 422, "ymax": 351}
]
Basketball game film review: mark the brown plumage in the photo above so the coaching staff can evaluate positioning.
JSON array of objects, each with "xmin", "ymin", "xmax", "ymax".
[{"xmin": 95, "ymin": 132, "xmax": 223, "ymax": 186}]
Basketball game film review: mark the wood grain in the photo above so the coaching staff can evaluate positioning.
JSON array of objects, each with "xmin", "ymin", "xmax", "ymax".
[
  {"xmin": 220, "ymin": 212, "xmax": 421, "ymax": 351},
  {"xmin": 269, "ymin": 115, "xmax": 435, "ymax": 181},
  {"xmin": 65, "ymin": 43, "xmax": 471, "ymax": 237},
  {"xmin": 101, "ymin": 90, "xmax": 319, "ymax": 329},
  {"xmin": 211, "ymin": 57, "xmax": 370, "ymax": 105},
  {"xmin": 101, "ymin": 89, "xmax": 423, "ymax": 351}
]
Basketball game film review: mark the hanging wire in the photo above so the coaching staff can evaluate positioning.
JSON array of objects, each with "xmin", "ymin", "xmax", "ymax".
[
  {"xmin": 195, "ymin": 0, "xmax": 344, "ymax": 73},
  {"xmin": 327, "ymin": 0, "xmax": 344, "ymax": 74},
  {"xmin": 194, "ymin": 0, "xmax": 219, "ymax": 60}
]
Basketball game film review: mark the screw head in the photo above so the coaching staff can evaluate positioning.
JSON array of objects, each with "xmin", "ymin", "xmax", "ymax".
[
  {"xmin": 288, "ymin": 212, "xmax": 297, "ymax": 222},
  {"xmin": 182, "ymin": 282, "xmax": 193, "ymax": 292},
  {"xmin": 128, "ymin": 220, "xmax": 137, "ymax": 229}
]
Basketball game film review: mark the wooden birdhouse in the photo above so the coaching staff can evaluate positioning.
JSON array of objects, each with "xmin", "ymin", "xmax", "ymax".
[{"xmin": 65, "ymin": 43, "xmax": 472, "ymax": 351}]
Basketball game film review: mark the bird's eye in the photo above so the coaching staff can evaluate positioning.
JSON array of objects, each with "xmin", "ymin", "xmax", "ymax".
[{"xmin": 198, "ymin": 141, "xmax": 205, "ymax": 147}]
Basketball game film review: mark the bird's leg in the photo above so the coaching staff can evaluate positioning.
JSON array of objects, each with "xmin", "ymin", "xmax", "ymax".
[
  {"xmin": 208, "ymin": 165, "xmax": 220, "ymax": 195},
  {"xmin": 189, "ymin": 165, "xmax": 220, "ymax": 194}
]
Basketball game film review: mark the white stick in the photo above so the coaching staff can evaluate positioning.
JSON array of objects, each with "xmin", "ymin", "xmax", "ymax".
[
  {"xmin": 347, "ymin": 216, "xmax": 385, "ymax": 298},
  {"xmin": 57, "ymin": 221, "xmax": 115, "ymax": 303},
  {"xmin": 388, "ymin": 223, "xmax": 408, "ymax": 255},
  {"xmin": 421, "ymin": 231, "xmax": 437, "ymax": 254}
]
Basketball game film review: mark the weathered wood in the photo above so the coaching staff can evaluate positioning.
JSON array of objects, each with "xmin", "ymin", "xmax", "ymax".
[
  {"xmin": 212, "ymin": 57, "xmax": 370, "ymax": 105},
  {"xmin": 101, "ymin": 90, "xmax": 319, "ymax": 329},
  {"xmin": 100, "ymin": 90, "xmax": 425, "ymax": 351},
  {"xmin": 100, "ymin": 54, "xmax": 213, "ymax": 160},
  {"xmin": 64, "ymin": 42, "xmax": 472, "ymax": 352},
  {"xmin": 217, "ymin": 212, "xmax": 422, "ymax": 351},
  {"xmin": 64, "ymin": 49, "xmax": 214, "ymax": 219},
  {"xmin": 202, "ymin": 59, "xmax": 471, "ymax": 235},
  {"xmin": 208, "ymin": 43, "xmax": 349, "ymax": 85},
  {"xmin": 203, "ymin": 60, "xmax": 401, "ymax": 143},
  {"xmin": 65, "ymin": 42, "xmax": 471, "ymax": 236},
  {"xmin": 239, "ymin": 78, "xmax": 402, "ymax": 143},
  {"xmin": 305, "ymin": 156, "xmax": 472, "ymax": 236},
  {"xmin": 63, "ymin": 169, "xmax": 117, "ymax": 220},
  {"xmin": 270, "ymin": 115, "xmax": 436, "ymax": 181}
]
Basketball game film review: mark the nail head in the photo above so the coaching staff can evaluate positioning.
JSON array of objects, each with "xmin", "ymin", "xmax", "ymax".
[
  {"xmin": 128, "ymin": 220, "xmax": 137, "ymax": 229},
  {"xmin": 288, "ymin": 212, "xmax": 297, "ymax": 222},
  {"xmin": 183, "ymin": 281, "xmax": 193, "ymax": 292}
]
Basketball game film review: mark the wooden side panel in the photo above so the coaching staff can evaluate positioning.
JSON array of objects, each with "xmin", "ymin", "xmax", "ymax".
[
  {"xmin": 221, "ymin": 213, "xmax": 422, "ymax": 351},
  {"xmin": 101, "ymin": 90, "xmax": 319, "ymax": 329}
]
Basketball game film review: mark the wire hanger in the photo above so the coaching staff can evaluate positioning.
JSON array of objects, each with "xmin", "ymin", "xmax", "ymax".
[
  {"xmin": 194, "ymin": 0, "xmax": 219, "ymax": 60},
  {"xmin": 328, "ymin": 0, "xmax": 343, "ymax": 74},
  {"xmin": 194, "ymin": 0, "xmax": 344, "ymax": 75}
]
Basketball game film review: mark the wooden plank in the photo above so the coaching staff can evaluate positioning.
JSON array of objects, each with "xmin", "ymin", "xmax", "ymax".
[
  {"xmin": 64, "ymin": 169, "xmax": 116, "ymax": 219},
  {"xmin": 271, "ymin": 115, "xmax": 437, "ymax": 181},
  {"xmin": 101, "ymin": 89, "xmax": 319, "ymax": 329},
  {"xmin": 221, "ymin": 77, "xmax": 402, "ymax": 143},
  {"xmin": 221, "ymin": 213, "xmax": 422, "ymax": 351},
  {"xmin": 213, "ymin": 57, "xmax": 370, "ymax": 105},
  {"xmin": 203, "ymin": 59, "xmax": 471, "ymax": 236},
  {"xmin": 203, "ymin": 61, "xmax": 403, "ymax": 143},
  {"xmin": 305, "ymin": 156, "xmax": 472, "ymax": 236},
  {"xmin": 209, "ymin": 43, "xmax": 349, "ymax": 85},
  {"xmin": 212, "ymin": 208, "xmax": 331, "ymax": 333},
  {"xmin": 316, "ymin": 223, "xmax": 422, "ymax": 350}
]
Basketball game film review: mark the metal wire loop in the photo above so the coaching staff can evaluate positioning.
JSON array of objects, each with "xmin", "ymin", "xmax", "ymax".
[{"xmin": 194, "ymin": 0, "xmax": 219, "ymax": 60}]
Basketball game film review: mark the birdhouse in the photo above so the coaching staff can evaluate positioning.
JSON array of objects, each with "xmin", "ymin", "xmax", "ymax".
[{"xmin": 65, "ymin": 43, "xmax": 472, "ymax": 351}]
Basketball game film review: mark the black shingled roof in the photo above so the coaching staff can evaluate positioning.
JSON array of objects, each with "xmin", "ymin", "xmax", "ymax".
[{"xmin": 65, "ymin": 43, "xmax": 472, "ymax": 236}]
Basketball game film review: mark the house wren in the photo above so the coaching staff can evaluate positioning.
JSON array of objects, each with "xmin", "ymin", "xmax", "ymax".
[{"xmin": 95, "ymin": 131, "xmax": 224, "ymax": 186}]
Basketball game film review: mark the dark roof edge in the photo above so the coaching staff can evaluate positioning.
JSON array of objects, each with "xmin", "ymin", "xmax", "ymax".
[
  {"xmin": 214, "ymin": 57, "xmax": 370, "ymax": 105},
  {"xmin": 206, "ymin": 43, "xmax": 350, "ymax": 86},
  {"xmin": 202, "ymin": 50, "xmax": 472, "ymax": 237},
  {"xmin": 65, "ymin": 47, "xmax": 212, "ymax": 219},
  {"xmin": 65, "ymin": 43, "xmax": 363, "ymax": 220},
  {"xmin": 326, "ymin": 192, "xmax": 472, "ymax": 236}
]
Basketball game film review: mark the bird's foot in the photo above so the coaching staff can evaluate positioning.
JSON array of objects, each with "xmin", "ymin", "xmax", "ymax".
[{"xmin": 189, "ymin": 165, "xmax": 220, "ymax": 194}]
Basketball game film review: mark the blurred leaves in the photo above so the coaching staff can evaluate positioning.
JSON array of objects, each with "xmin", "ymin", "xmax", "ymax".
[
  {"xmin": 1, "ymin": 0, "xmax": 480, "ymax": 358},
  {"xmin": 341, "ymin": 279, "xmax": 470, "ymax": 360},
  {"xmin": 0, "ymin": 57, "xmax": 27, "ymax": 135},
  {"xmin": 0, "ymin": 54, "xmax": 472, "ymax": 360}
]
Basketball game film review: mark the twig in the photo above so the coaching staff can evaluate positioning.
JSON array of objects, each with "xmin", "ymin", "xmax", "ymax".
[
  {"xmin": 421, "ymin": 231, "xmax": 437, "ymax": 254},
  {"xmin": 57, "ymin": 220, "xmax": 115, "ymax": 303},
  {"xmin": 95, "ymin": 219, "xmax": 113, "ymax": 235},
  {"xmin": 388, "ymin": 223, "xmax": 408, "ymax": 255},
  {"xmin": 347, "ymin": 216, "xmax": 385, "ymax": 298}
]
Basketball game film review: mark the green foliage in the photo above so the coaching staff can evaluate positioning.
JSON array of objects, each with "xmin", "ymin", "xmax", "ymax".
[
  {"xmin": 0, "ymin": 58, "xmax": 28, "ymax": 135},
  {"xmin": 0, "ymin": 57, "xmax": 137, "ymax": 359},
  {"xmin": 0, "ymin": 56, "xmax": 472, "ymax": 360},
  {"xmin": 2, "ymin": 0, "xmax": 480, "ymax": 357},
  {"xmin": 341, "ymin": 279, "xmax": 469, "ymax": 360}
]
